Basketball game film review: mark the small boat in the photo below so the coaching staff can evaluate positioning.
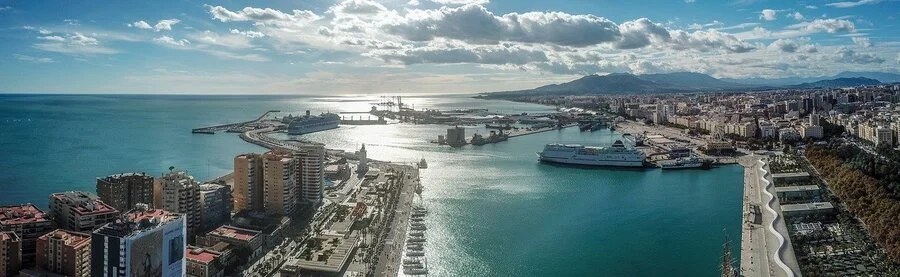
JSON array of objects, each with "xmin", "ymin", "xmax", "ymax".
[
  {"xmin": 409, "ymin": 232, "xmax": 425, "ymax": 237},
  {"xmin": 403, "ymin": 258, "xmax": 421, "ymax": 265},
  {"xmin": 410, "ymin": 217, "xmax": 424, "ymax": 222},
  {"xmin": 406, "ymin": 251, "xmax": 425, "ymax": 257},
  {"xmin": 407, "ymin": 244, "xmax": 424, "ymax": 251},
  {"xmin": 410, "ymin": 225, "xmax": 427, "ymax": 231},
  {"xmin": 418, "ymin": 158, "xmax": 428, "ymax": 169},
  {"xmin": 404, "ymin": 263, "xmax": 424, "ymax": 269}
]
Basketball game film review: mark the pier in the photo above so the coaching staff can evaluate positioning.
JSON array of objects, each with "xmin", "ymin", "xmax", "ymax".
[
  {"xmin": 432, "ymin": 124, "xmax": 577, "ymax": 146},
  {"xmin": 192, "ymin": 110, "xmax": 280, "ymax": 134}
]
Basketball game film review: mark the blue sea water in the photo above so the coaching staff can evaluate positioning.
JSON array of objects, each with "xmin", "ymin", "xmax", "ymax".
[{"xmin": 0, "ymin": 94, "xmax": 742, "ymax": 276}]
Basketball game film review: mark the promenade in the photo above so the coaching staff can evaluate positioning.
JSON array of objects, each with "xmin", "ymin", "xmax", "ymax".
[{"xmin": 739, "ymin": 156, "xmax": 801, "ymax": 277}]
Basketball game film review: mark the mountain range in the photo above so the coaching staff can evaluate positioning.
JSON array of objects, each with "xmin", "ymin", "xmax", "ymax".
[{"xmin": 481, "ymin": 71, "xmax": 898, "ymax": 98}]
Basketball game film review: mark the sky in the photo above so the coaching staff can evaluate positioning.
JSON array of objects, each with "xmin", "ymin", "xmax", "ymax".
[{"xmin": 0, "ymin": 0, "xmax": 899, "ymax": 94}]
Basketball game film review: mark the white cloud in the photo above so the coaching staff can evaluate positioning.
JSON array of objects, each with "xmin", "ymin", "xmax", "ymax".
[
  {"xmin": 759, "ymin": 9, "xmax": 777, "ymax": 21},
  {"xmin": 852, "ymin": 36, "xmax": 872, "ymax": 47},
  {"xmin": 153, "ymin": 19, "xmax": 180, "ymax": 31},
  {"xmin": 408, "ymin": 0, "xmax": 420, "ymax": 6},
  {"xmin": 834, "ymin": 47, "xmax": 884, "ymax": 64},
  {"xmin": 33, "ymin": 32, "xmax": 117, "ymax": 55},
  {"xmin": 187, "ymin": 30, "xmax": 254, "ymax": 49},
  {"xmin": 805, "ymin": 5, "xmax": 818, "ymax": 9},
  {"xmin": 38, "ymin": 35, "xmax": 66, "ymax": 42},
  {"xmin": 153, "ymin": 36, "xmax": 191, "ymax": 46},
  {"xmin": 429, "ymin": 0, "xmax": 490, "ymax": 5},
  {"xmin": 684, "ymin": 0, "xmax": 696, "ymax": 3},
  {"xmin": 329, "ymin": 0, "xmax": 387, "ymax": 14},
  {"xmin": 208, "ymin": 5, "xmax": 320, "ymax": 24},
  {"xmin": 791, "ymin": 12, "xmax": 805, "ymax": 21},
  {"xmin": 230, "ymin": 29, "xmax": 266, "ymax": 38},
  {"xmin": 802, "ymin": 19, "xmax": 855, "ymax": 33},
  {"xmin": 826, "ymin": 0, "xmax": 882, "ymax": 8},
  {"xmin": 767, "ymin": 37, "xmax": 816, "ymax": 53},
  {"xmin": 131, "ymin": 20, "xmax": 153, "ymax": 29},
  {"xmin": 38, "ymin": 29, "xmax": 52, "ymax": 35},
  {"xmin": 13, "ymin": 54, "xmax": 54, "ymax": 63}
]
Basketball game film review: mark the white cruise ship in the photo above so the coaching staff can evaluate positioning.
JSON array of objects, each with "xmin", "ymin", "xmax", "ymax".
[
  {"xmin": 537, "ymin": 140, "xmax": 646, "ymax": 167},
  {"xmin": 286, "ymin": 111, "xmax": 340, "ymax": 135}
]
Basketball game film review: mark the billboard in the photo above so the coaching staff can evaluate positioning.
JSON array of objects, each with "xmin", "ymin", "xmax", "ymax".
[{"xmin": 125, "ymin": 216, "xmax": 185, "ymax": 277}]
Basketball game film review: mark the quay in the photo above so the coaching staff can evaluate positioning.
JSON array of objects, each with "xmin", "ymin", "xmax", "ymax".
[
  {"xmin": 192, "ymin": 110, "xmax": 280, "ymax": 134},
  {"xmin": 739, "ymin": 155, "xmax": 801, "ymax": 277},
  {"xmin": 431, "ymin": 123, "xmax": 577, "ymax": 146}
]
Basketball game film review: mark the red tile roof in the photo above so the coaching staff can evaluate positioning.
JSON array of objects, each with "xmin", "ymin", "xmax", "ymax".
[{"xmin": 0, "ymin": 204, "xmax": 49, "ymax": 225}]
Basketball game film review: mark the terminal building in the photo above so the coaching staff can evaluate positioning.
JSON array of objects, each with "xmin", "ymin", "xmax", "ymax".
[
  {"xmin": 48, "ymin": 191, "xmax": 119, "ymax": 232},
  {"xmin": 0, "ymin": 204, "xmax": 54, "ymax": 268},
  {"xmin": 96, "ymin": 173, "xmax": 154, "ymax": 213},
  {"xmin": 36, "ymin": 229, "xmax": 91, "ymax": 277},
  {"xmin": 91, "ymin": 205, "xmax": 186, "ymax": 277}
]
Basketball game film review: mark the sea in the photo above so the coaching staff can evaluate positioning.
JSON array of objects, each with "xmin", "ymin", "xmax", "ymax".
[{"xmin": 0, "ymin": 94, "xmax": 742, "ymax": 276}]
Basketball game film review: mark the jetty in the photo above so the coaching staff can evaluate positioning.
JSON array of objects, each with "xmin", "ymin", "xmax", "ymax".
[
  {"xmin": 431, "ymin": 123, "xmax": 577, "ymax": 146},
  {"xmin": 192, "ymin": 110, "xmax": 280, "ymax": 134},
  {"xmin": 739, "ymin": 155, "xmax": 800, "ymax": 277}
]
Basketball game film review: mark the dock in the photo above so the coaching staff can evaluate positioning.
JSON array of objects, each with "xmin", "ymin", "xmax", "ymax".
[
  {"xmin": 431, "ymin": 124, "xmax": 577, "ymax": 146},
  {"xmin": 739, "ymin": 155, "xmax": 801, "ymax": 277},
  {"xmin": 192, "ymin": 110, "xmax": 280, "ymax": 134}
]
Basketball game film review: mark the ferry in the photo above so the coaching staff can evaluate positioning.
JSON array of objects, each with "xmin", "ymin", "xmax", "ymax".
[
  {"xmin": 657, "ymin": 155, "xmax": 712, "ymax": 170},
  {"xmin": 537, "ymin": 140, "xmax": 645, "ymax": 167},
  {"xmin": 286, "ymin": 111, "xmax": 340, "ymax": 135}
]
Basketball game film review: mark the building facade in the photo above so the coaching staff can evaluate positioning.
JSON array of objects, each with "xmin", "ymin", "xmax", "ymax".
[
  {"xmin": 0, "ymin": 231, "xmax": 21, "ymax": 277},
  {"xmin": 0, "ymin": 204, "xmax": 54, "ymax": 268},
  {"xmin": 155, "ymin": 171, "xmax": 201, "ymax": 240},
  {"xmin": 296, "ymin": 144, "xmax": 325, "ymax": 205},
  {"xmin": 185, "ymin": 246, "xmax": 225, "ymax": 277},
  {"xmin": 198, "ymin": 184, "xmax": 232, "ymax": 231},
  {"xmin": 48, "ymin": 191, "xmax": 119, "ymax": 232},
  {"xmin": 36, "ymin": 229, "xmax": 91, "ymax": 277},
  {"xmin": 263, "ymin": 151, "xmax": 298, "ymax": 215},
  {"xmin": 233, "ymin": 154, "xmax": 264, "ymax": 213},
  {"xmin": 96, "ymin": 173, "xmax": 154, "ymax": 213},
  {"xmin": 91, "ymin": 205, "xmax": 186, "ymax": 277}
]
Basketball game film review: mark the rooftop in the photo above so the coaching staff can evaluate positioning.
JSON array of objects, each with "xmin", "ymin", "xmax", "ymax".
[
  {"xmin": 99, "ymin": 172, "xmax": 151, "ymax": 180},
  {"xmin": 39, "ymin": 229, "xmax": 91, "ymax": 248},
  {"xmin": 781, "ymin": 202, "xmax": 835, "ymax": 213},
  {"xmin": 50, "ymin": 191, "xmax": 118, "ymax": 216},
  {"xmin": 186, "ymin": 246, "xmax": 221, "ymax": 264},
  {"xmin": 774, "ymin": 185, "xmax": 821, "ymax": 193},
  {"xmin": 772, "ymin": 172, "xmax": 811, "ymax": 179},
  {"xmin": 207, "ymin": 225, "xmax": 260, "ymax": 242},
  {"xmin": 0, "ymin": 204, "xmax": 49, "ymax": 225},
  {"xmin": 94, "ymin": 206, "xmax": 183, "ymax": 238},
  {"xmin": 0, "ymin": 231, "xmax": 19, "ymax": 242}
]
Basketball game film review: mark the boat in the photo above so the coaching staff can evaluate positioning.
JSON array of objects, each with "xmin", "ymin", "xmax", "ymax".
[
  {"xmin": 406, "ymin": 251, "xmax": 425, "ymax": 257},
  {"xmin": 407, "ymin": 244, "xmax": 424, "ymax": 251},
  {"xmin": 590, "ymin": 123, "xmax": 604, "ymax": 132},
  {"xmin": 471, "ymin": 131, "xmax": 509, "ymax": 146},
  {"xmin": 658, "ymin": 155, "xmax": 712, "ymax": 169},
  {"xmin": 410, "ymin": 217, "xmax": 424, "ymax": 222},
  {"xmin": 578, "ymin": 123, "xmax": 592, "ymax": 131},
  {"xmin": 410, "ymin": 223, "xmax": 426, "ymax": 228},
  {"xmin": 417, "ymin": 158, "xmax": 428, "ymax": 169},
  {"xmin": 485, "ymin": 124, "xmax": 512, "ymax": 130},
  {"xmin": 403, "ymin": 268, "xmax": 429, "ymax": 275},
  {"xmin": 537, "ymin": 140, "xmax": 645, "ymax": 167},
  {"xmin": 409, "ymin": 232, "xmax": 425, "ymax": 237},
  {"xmin": 403, "ymin": 258, "xmax": 421, "ymax": 264},
  {"xmin": 286, "ymin": 111, "xmax": 340, "ymax": 135},
  {"xmin": 404, "ymin": 263, "xmax": 424, "ymax": 269}
]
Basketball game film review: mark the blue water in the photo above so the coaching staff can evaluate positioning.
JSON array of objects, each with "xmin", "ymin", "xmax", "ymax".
[{"xmin": 0, "ymin": 94, "xmax": 742, "ymax": 276}]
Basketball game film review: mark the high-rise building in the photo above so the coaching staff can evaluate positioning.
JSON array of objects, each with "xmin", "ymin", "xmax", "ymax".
[
  {"xmin": 154, "ymin": 171, "xmax": 201, "ymax": 240},
  {"xmin": 0, "ymin": 231, "xmax": 21, "ymax": 277},
  {"xmin": 198, "ymin": 183, "xmax": 232, "ymax": 231},
  {"xmin": 296, "ymin": 144, "xmax": 325, "ymax": 205},
  {"xmin": 96, "ymin": 173, "xmax": 154, "ymax": 213},
  {"xmin": 0, "ymin": 204, "xmax": 54, "ymax": 268},
  {"xmin": 263, "ymin": 151, "xmax": 297, "ymax": 215},
  {"xmin": 36, "ymin": 229, "xmax": 91, "ymax": 277},
  {"xmin": 809, "ymin": 111, "xmax": 821, "ymax": 126},
  {"xmin": 48, "ymin": 191, "xmax": 119, "ymax": 232},
  {"xmin": 91, "ymin": 205, "xmax": 186, "ymax": 277},
  {"xmin": 233, "ymin": 154, "xmax": 264, "ymax": 213}
]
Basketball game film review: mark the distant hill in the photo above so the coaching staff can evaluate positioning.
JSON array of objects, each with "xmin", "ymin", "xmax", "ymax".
[
  {"xmin": 790, "ymin": 77, "xmax": 881, "ymax": 89},
  {"xmin": 480, "ymin": 71, "xmax": 895, "ymax": 99}
]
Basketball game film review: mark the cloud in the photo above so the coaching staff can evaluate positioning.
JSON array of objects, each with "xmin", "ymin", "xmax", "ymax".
[
  {"xmin": 385, "ymin": 5, "xmax": 621, "ymax": 47},
  {"xmin": 429, "ymin": 0, "xmax": 490, "ymax": 5},
  {"xmin": 153, "ymin": 19, "xmax": 180, "ymax": 31},
  {"xmin": 208, "ymin": 5, "xmax": 320, "ymax": 24},
  {"xmin": 33, "ymin": 32, "xmax": 117, "ymax": 55},
  {"xmin": 767, "ymin": 38, "xmax": 816, "ymax": 53},
  {"xmin": 852, "ymin": 36, "xmax": 872, "ymax": 47},
  {"xmin": 684, "ymin": 0, "xmax": 696, "ymax": 3},
  {"xmin": 0, "ymin": 6, "xmax": 11, "ymax": 12},
  {"xmin": 615, "ymin": 18, "xmax": 671, "ymax": 49},
  {"xmin": 38, "ymin": 35, "xmax": 66, "ymax": 42},
  {"xmin": 187, "ymin": 30, "xmax": 254, "ymax": 49},
  {"xmin": 230, "ymin": 29, "xmax": 266, "ymax": 38},
  {"xmin": 153, "ymin": 36, "xmax": 191, "ymax": 46},
  {"xmin": 668, "ymin": 29, "xmax": 756, "ymax": 53},
  {"xmin": 826, "ymin": 0, "xmax": 882, "ymax": 8},
  {"xmin": 802, "ymin": 19, "xmax": 855, "ymax": 33},
  {"xmin": 805, "ymin": 5, "xmax": 818, "ymax": 9},
  {"xmin": 13, "ymin": 54, "xmax": 54, "ymax": 63},
  {"xmin": 329, "ymin": 0, "xmax": 387, "ymax": 14},
  {"xmin": 834, "ymin": 47, "xmax": 884, "ymax": 64},
  {"xmin": 790, "ymin": 12, "xmax": 805, "ymax": 21},
  {"xmin": 131, "ymin": 20, "xmax": 153, "ymax": 29},
  {"xmin": 38, "ymin": 29, "xmax": 52, "ymax": 35},
  {"xmin": 759, "ymin": 9, "xmax": 777, "ymax": 21}
]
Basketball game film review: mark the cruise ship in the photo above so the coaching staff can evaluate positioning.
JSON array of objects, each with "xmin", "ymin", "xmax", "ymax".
[
  {"xmin": 286, "ymin": 111, "xmax": 340, "ymax": 135},
  {"xmin": 537, "ymin": 140, "xmax": 646, "ymax": 167}
]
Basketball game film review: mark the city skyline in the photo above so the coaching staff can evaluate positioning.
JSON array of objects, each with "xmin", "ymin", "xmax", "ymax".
[{"xmin": 0, "ymin": 0, "xmax": 898, "ymax": 94}]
